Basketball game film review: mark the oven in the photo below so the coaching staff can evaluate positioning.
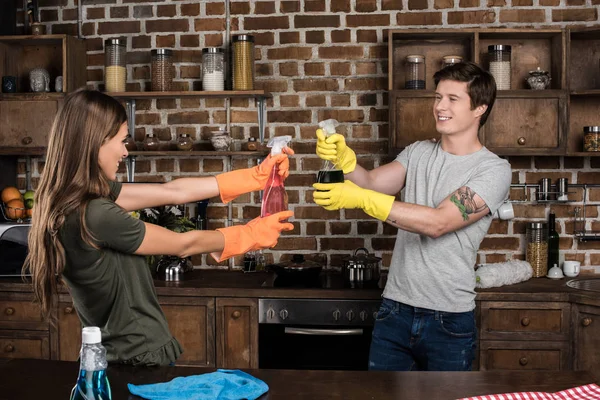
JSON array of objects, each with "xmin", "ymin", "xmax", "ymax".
[{"xmin": 258, "ymin": 298, "xmax": 381, "ymax": 371}]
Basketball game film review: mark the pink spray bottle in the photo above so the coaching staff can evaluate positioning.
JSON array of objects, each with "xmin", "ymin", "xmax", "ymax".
[{"xmin": 261, "ymin": 135, "xmax": 292, "ymax": 217}]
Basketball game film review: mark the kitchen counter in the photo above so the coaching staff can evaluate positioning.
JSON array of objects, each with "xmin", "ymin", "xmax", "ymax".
[
  {"xmin": 0, "ymin": 358, "xmax": 597, "ymax": 400},
  {"xmin": 2, "ymin": 270, "xmax": 600, "ymax": 304}
]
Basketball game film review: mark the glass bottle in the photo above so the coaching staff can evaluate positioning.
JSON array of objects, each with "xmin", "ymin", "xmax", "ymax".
[
  {"xmin": 526, "ymin": 222, "xmax": 548, "ymax": 278},
  {"xmin": 404, "ymin": 55, "xmax": 425, "ymax": 90},
  {"xmin": 547, "ymin": 212, "xmax": 559, "ymax": 273},
  {"xmin": 488, "ymin": 45, "xmax": 511, "ymax": 90},
  {"xmin": 232, "ymin": 34, "xmax": 255, "ymax": 90},
  {"xmin": 176, "ymin": 133, "xmax": 193, "ymax": 151},
  {"xmin": 151, "ymin": 49, "xmax": 173, "ymax": 92},
  {"xmin": 261, "ymin": 136, "xmax": 291, "ymax": 217},
  {"xmin": 202, "ymin": 47, "xmax": 225, "ymax": 91},
  {"xmin": 442, "ymin": 55, "xmax": 463, "ymax": 68},
  {"xmin": 104, "ymin": 38, "xmax": 126, "ymax": 93},
  {"xmin": 70, "ymin": 327, "xmax": 112, "ymax": 400},
  {"xmin": 143, "ymin": 133, "xmax": 159, "ymax": 151}
]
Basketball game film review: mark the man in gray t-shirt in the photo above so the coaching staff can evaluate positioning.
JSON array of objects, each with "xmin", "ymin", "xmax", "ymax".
[{"xmin": 313, "ymin": 62, "xmax": 511, "ymax": 371}]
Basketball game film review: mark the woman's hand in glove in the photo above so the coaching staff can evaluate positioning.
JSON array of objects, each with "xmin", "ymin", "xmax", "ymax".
[
  {"xmin": 315, "ymin": 129, "xmax": 356, "ymax": 174},
  {"xmin": 313, "ymin": 180, "xmax": 394, "ymax": 222},
  {"xmin": 212, "ymin": 210, "xmax": 294, "ymax": 262}
]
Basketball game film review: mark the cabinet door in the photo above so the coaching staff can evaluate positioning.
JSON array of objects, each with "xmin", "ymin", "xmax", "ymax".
[
  {"xmin": 390, "ymin": 92, "xmax": 438, "ymax": 151},
  {"xmin": 159, "ymin": 296, "xmax": 215, "ymax": 367},
  {"xmin": 0, "ymin": 100, "xmax": 57, "ymax": 151},
  {"xmin": 479, "ymin": 340, "xmax": 569, "ymax": 371},
  {"xmin": 56, "ymin": 301, "xmax": 81, "ymax": 361},
  {"xmin": 572, "ymin": 304, "xmax": 600, "ymax": 372},
  {"xmin": 216, "ymin": 297, "xmax": 258, "ymax": 369},
  {"xmin": 0, "ymin": 329, "xmax": 50, "ymax": 360}
]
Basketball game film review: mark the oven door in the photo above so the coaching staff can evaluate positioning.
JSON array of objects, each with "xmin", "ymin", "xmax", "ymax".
[{"xmin": 258, "ymin": 324, "xmax": 373, "ymax": 371}]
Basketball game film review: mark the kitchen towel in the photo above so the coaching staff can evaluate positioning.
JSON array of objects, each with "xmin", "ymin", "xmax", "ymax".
[
  {"xmin": 456, "ymin": 383, "xmax": 600, "ymax": 400},
  {"xmin": 128, "ymin": 369, "xmax": 269, "ymax": 400},
  {"xmin": 475, "ymin": 260, "xmax": 533, "ymax": 289}
]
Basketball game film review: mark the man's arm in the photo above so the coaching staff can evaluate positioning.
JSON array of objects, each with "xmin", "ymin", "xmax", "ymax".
[
  {"xmin": 385, "ymin": 186, "xmax": 489, "ymax": 238},
  {"xmin": 346, "ymin": 161, "xmax": 407, "ymax": 196}
]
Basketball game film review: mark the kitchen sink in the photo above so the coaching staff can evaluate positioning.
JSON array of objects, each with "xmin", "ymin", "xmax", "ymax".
[{"xmin": 567, "ymin": 278, "xmax": 600, "ymax": 293}]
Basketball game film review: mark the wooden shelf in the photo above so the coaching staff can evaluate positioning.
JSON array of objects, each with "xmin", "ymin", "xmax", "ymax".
[
  {"xmin": 109, "ymin": 90, "xmax": 271, "ymax": 100},
  {"xmin": 391, "ymin": 90, "xmax": 565, "ymax": 98},
  {"xmin": 0, "ymin": 93, "xmax": 65, "ymax": 101},
  {"xmin": 566, "ymin": 152, "xmax": 600, "ymax": 157},
  {"xmin": 0, "ymin": 34, "xmax": 69, "ymax": 45},
  {"xmin": 128, "ymin": 150, "xmax": 269, "ymax": 157},
  {"xmin": 570, "ymin": 90, "xmax": 600, "ymax": 96}
]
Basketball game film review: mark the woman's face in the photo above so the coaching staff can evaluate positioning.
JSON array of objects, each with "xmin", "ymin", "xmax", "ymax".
[{"xmin": 98, "ymin": 122, "xmax": 129, "ymax": 180}]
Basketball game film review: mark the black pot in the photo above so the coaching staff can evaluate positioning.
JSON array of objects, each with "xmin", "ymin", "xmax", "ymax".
[{"xmin": 268, "ymin": 254, "xmax": 323, "ymax": 286}]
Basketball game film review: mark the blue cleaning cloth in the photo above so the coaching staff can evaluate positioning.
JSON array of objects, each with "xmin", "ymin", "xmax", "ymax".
[{"xmin": 128, "ymin": 369, "xmax": 269, "ymax": 400}]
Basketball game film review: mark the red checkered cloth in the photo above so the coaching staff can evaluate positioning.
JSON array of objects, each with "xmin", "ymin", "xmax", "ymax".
[{"xmin": 457, "ymin": 383, "xmax": 600, "ymax": 400}]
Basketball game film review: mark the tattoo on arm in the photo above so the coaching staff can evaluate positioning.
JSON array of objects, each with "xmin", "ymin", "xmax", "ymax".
[{"xmin": 450, "ymin": 187, "xmax": 487, "ymax": 221}]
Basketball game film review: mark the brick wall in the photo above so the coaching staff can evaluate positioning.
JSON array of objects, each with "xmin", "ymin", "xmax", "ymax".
[{"xmin": 16, "ymin": 0, "xmax": 600, "ymax": 272}]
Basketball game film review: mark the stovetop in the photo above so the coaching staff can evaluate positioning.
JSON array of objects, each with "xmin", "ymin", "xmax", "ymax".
[{"xmin": 261, "ymin": 271, "xmax": 385, "ymax": 290}]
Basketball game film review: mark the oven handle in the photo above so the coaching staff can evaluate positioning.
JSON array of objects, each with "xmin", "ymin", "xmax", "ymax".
[{"xmin": 284, "ymin": 327, "xmax": 364, "ymax": 336}]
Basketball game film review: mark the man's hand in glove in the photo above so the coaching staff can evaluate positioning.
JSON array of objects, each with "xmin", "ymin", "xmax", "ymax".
[
  {"xmin": 313, "ymin": 180, "xmax": 395, "ymax": 222},
  {"xmin": 212, "ymin": 210, "xmax": 294, "ymax": 262},
  {"xmin": 315, "ymin": 129, "xmax": 356, "ymax": 174},
  {"xmin": 216, "ymin": 147, "xmax": 294, "ymax": 203}
]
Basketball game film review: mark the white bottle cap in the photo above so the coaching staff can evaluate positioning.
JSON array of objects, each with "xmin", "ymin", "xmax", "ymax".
[{"xmin": 82, "ymin": 326, "xmax": 102, "ymax": 344}]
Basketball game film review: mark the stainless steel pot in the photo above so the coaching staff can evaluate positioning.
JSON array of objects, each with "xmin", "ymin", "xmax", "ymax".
[{"xmin": 342, "ymin": 248, "xmax": 381, "ymax": 286}]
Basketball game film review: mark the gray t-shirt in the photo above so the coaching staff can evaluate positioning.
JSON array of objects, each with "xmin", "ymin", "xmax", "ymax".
[{"xmin": 383, "ymin": 141, "xmax": 511, "ymax": 312}]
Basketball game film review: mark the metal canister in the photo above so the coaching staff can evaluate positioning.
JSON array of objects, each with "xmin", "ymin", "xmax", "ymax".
[
  {"xmin": 232, "ymin": 34, "xmax": 255, "ymax": 90},
  {"xmin": 526, "ymin": 222, "xmax": 548, "ymax": 278},
  {"xmin": 104, "ymin": 38, "xmax": 126, "ymax": 92},
  {"xmin": 342, "ymin": 248, "xmax": 381, "ymax": 287}
]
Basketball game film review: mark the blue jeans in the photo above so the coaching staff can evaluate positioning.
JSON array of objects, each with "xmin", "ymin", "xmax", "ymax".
[{"xmin": 368, "ymin": 298, "xmax": 477, "ymax": 371}]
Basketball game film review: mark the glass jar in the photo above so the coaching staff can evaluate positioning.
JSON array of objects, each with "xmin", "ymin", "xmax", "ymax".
[
  {"xmin": 104, "ymin": 38, "xmax": 127, "ymax": 92},
  {"xmin": 202, "ymin": 47, "xmax": 225, "ymax": 91},
  {"xmin": 526, "ymin": 222, "xmax": 548, "ymax": 278},
  {"xmin": 405, "ymin": 55, "xmax": 425, "ymax": 90},
  {"xmin": 151, "ymin": 49, "xmax": 173, "ymax": 92},
  {"xmin": 442, "ymin": 55, "xmax": 463, "ymax": 69},
  {"xmin": 488, "ymin": 45, "xmax": 511, "ymax": 90},
  {"xmin": 232, "ymin": 34, "xmax": 255, "ymax": 90},
  {"xmin": 243, "ymin": 137, "xmax": 258, "ymax": 151},
  {"xmin": 176, "ymin": 133, "xmax": 193, "ymax": 151},
  {"xmin": 143, "ymin": 133, "xmax": 159, "ymax": 151},
  {"xmin": 583, "ymin": 126, "xmax": 600, "ymax": 152}
]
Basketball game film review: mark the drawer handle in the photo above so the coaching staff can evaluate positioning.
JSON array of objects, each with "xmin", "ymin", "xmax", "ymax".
[
  {"xmin": 521, "ymin": 317, "xmax": 530, "ymax": 326},
  {"xmin": 517, "ymin": 137, "xmax": 526, "ymax": 145},
  {"xmin": 65, "ymin": 306, "xmax": 74, "ymax": 314},
  {"xmin": 231, "ymin": 310, "xmax": 241, "ymax": 319},
  {"xmin": 519, "ymin": 357, "xmax": 528, "ymax": 366},
  {"xmin": 4, "ymin": 307, "xmax": 15, "ymax": 316},
  {"xmin": 22, "ymin": 136, "xmax": 33, "ymax": 145},
  {"xmin": 582, "ymin": 317, "xmax": 593, "ymax": 327},
  {"xmin": 4, "ymin": 344, "xmax": 15, "ymax": 353}
]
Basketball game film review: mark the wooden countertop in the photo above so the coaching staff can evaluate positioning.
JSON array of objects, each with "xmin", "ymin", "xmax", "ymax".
[
  {"xmin": 0, "ymin": 359, "xmax": 597, "ymax": 400},
  {"xmin": 2, "ymin": 270, "xmax": 600, "ymax": 305}
]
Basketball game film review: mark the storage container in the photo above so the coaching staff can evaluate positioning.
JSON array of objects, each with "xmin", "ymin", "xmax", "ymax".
[
  {"xmin": 405, "ymin": 55, "xmax": 425, "ymax": 90},
  {"xmin": 202, "ymin": 47, "xmax": 224, "ymax": 91},
  {"xmin": 583, "ymin": 126, "xmax": 600, "ymax": 152},
  {"xmin": 526, "ymin": 222, "xmax": 548, "ymax": 278},
  {"xmin": 151, "ymin": 49, "xmax": 173, "ymax": 92},
  {"xmin": 104, "ymin": 39, "xmax": 126, "ymax": 92},
  {"xmin": 232, "ymin": 34, "xmax": 255, "ymax": 90},
  {"xmin": 488, "ymin": 45, "xmax": 511, "ymax": 90}
]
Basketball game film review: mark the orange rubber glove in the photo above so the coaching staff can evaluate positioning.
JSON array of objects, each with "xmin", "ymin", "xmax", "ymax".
[
  {"xmin": 215, "ymin": 147, "xmax": 294, "ymax": 204},
  {"xmin": 211, "ymin": 210, "xmax": 294, "ymax": 262}
]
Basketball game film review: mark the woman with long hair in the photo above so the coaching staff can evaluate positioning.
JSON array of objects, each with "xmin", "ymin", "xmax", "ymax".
[{"xmin": 26, "ymin": 89, "xmax": 293, "ymax": 366}]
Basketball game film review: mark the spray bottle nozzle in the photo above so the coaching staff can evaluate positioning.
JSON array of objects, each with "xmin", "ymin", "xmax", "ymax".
[
  {"xmin": 318, "ymin": 119, "xmax": 339, "ymax": 136},
  {"xmin": 267, "ymin": 135, "xmax": 292, "ymax": 156}
]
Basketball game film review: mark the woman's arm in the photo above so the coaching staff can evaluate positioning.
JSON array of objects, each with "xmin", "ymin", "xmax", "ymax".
[
  {"xmin": 134, "ymin": 222, "xmax": 224, "ymax": 258},
  {"xmin": 115, "ymin": 177, "xmax": 220, "ymax": 212}
]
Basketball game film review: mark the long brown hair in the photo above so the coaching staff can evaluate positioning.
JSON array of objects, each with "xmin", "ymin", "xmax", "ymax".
[{"xmin": 25, "ymin": 89, "xmax": 127, "ymax": 320}]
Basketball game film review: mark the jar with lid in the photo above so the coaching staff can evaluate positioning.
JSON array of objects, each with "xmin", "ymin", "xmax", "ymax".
[
  {"xmin": 123, "ymin": 135, "xmax": 137, "ymax": 152},
  {"xmin": 242, "ymin": 137, "xmax": 258, "ymax": 151},
  {"xmin": 405, "ymin": 55, "xmax": 425, "ymax": 90},
  {"xmin": 202, "ymin": 47, "xmax": 225, "ymax": 91},
  {"xmin": 441, "ymin": 55, "xmax": 463, "ymax": 69},
  {"xmin": 526, "ymin": 222, "xmax": 548, "ymax": 278},
  {"xmin": 151, "ymin": 49, "xmax": 173, "ymax": 92},
  {"xmin": 176, "ymin": 133, "xmax": 193, "ymax": 151},
  {"xmin": 143, "ymin": 133, "xmax": 159, "ymax": 151},
  {"xmin": 583, "ymin": 126, "xmax": 600, "ymax": 152},
  {"xmin": 488, "ymin": 45, "xmax": 511, "ymax": 90},
  {"xmin": 104, "ymin": 38, "xmax": 127, "ymax": 92},
  {"xmin": 232, "ymin": 34, "xmax": 255, "ymax": 90}
]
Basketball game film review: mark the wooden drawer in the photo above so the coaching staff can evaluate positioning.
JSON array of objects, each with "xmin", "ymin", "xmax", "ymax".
[
  {"xmin": 479, "ymin": 340, "xmax": 570, "ymax": 371},
  {"xmin": 0, "ymin": 293, "xmax": 47, "ymax": 330},
  {"xmin": 480, "ymin": 301, "xmax": 570, "ymax": 341},
  {"xmin": 0, "ymin": 330, "xmax": 50, "ymax": 360}
]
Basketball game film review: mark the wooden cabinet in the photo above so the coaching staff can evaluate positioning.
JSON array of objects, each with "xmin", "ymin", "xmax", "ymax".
[
  {"xmin": 55, "ymin": 296, "xmax": 81, "ymax": 361},
  {"xmin": 571, "ymin": 303, "xmax": 600, "ymax": 373},
  {"xmin": 0, "ymin": 35, "xmax": 86, "ymax": 155},
  {"xmin": 159, "ymin": 296, "xmax": 215, "ymax": 367},
  {"xmin": 478, "ymin": 301, "xmax": 571, "ymax": 371},
  {"xmin": 387, "ymin": 28, "xmax": 596, "ymax": 157},
  {"xmin": 216, "ymin": 297, "xmax": 258, "ymax": 369}
]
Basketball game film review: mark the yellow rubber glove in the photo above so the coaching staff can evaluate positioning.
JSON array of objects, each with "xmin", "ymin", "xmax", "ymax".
[
  {"xmin": 212, "ymin": 210, "xmax": 294, "ymax": 262},
  {"xmin": 215, "ymin": 147, "xmax": 294, "ymax": 203},
  {"xmin": 316, "ymin": 129, "xmax": 357, "ymax": 174},
  {"xmin": 313, "ymin": 181, "xmax": 395, "ymax": 222}
]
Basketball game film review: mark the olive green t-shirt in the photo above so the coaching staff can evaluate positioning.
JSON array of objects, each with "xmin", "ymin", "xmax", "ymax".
[{"xmin": 60, "ymin": 181, "xmax": 182, "ymax": 366}]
